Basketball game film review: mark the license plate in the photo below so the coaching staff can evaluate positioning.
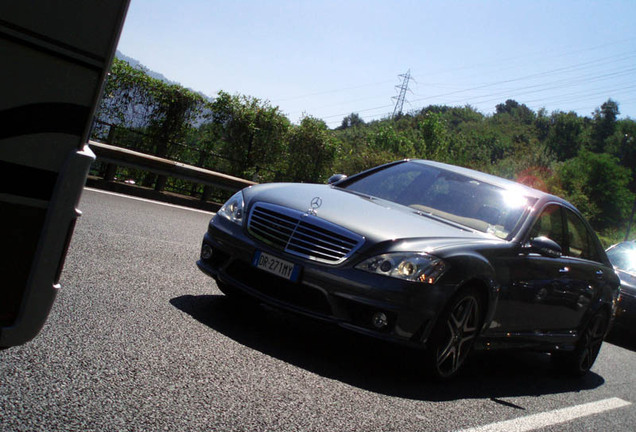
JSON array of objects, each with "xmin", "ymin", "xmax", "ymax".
[{"xmin": 252, "ymin": 251, "xmax": 300, "ymax": 282}]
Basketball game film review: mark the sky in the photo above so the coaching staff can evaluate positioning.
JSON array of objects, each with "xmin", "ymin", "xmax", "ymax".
[{"xmin": 116, "ymin": 0, "xmax": 636, "ymax": 128}]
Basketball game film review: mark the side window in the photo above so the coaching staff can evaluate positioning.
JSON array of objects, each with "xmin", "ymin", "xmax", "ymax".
[
  {"xmin": 529, "ymin": 204, "xmax": 565, "ymax": 249},
  {"xmin": 565, "ymin": 209, "xmax": 600, "ymax": 262}
]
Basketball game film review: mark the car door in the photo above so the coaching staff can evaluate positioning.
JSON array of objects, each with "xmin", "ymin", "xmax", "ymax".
[
  {"xmin": 557, "ymin": 208, "xmax": 611, "ymax": 326},
  {"xmin": 491, "ymin": 204, "xmax": 576, "ymax": 335},
  {"xmin": 492, "ymin": 203, "xmax": 612, "ymax": 339}
]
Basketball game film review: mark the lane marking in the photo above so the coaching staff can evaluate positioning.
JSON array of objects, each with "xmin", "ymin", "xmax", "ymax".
[
  {"xmin": 456, "ymin": 397, "xmax": 631, "ymax": 432},
  {"xmin": 85, "ymin": 187, "xmax": 216, "ymax": 215}
]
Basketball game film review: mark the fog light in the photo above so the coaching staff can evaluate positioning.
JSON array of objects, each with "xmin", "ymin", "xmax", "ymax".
[
  {"xmin": 371, "ymin": 312, "xmax": 388, "ymax": 329},
  {"xmin": 201, "ymin": 244, "xmax": 213, "ymax": 260}
]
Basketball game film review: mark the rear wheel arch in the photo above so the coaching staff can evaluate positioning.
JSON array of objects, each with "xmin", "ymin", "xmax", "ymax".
[
  {"xmin": 552, "ymin": 307, "xmax": 610, "ymax": 376},
  {"xmin": 582, "ymin": 302, "xmax": 613, "ymax": 337}
]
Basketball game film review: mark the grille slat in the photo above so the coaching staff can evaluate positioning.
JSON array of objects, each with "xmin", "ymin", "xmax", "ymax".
[
  {"xmin": 247, "ymin": 202, "xmax": 364, "ymax": 264},
  {"xmin": 250, "ymin": 220, "xmax": 293, "ymax": 240},
  {"xmin": 290, "ymin": 233, "xmax": 349, "ymax": 257},
  {"xmin": 252, "ymin": 210, "xmax": 297, "ymax": 227},
  {"xmin": 287, "ymin": 237, "xmax": 346, "ymax": 258},
  {"xmin": 296, "ymin": 224, "xmax": 358, "ymax": 249},
  {"xmin": 248, "ymin": 227, "xmax": 288, "ymax": 248},
  {"xmin": 251, "ymin": 217, "xmax": 296, "ymax": 233}
]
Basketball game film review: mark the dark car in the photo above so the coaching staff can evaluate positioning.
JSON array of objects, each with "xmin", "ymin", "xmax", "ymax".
[
  {"xmin": 197, "ymin": 160, "xmax": 619, "ymax": 379},
  {"xmin": 606, "ymin": 241, "xmax": 636, "ymax": 333}
]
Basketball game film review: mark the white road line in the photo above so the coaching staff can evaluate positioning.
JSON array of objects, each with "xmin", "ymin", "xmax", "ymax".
[
  {"xmin": 456, "ymin": 397, "xmax": 631, "ymax": 432},
  {"xmin": 85, "ymin": 187, "xmax": 216, "ymax": 215}
]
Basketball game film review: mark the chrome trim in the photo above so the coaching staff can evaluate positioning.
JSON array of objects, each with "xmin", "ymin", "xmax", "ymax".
[{"xmin": 247, "ymin": 202, "xmax": 364, "ymax": 264}]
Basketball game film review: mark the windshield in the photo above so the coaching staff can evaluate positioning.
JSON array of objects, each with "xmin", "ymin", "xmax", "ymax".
[{"xmin": 340, "ymin": 161, "xmax": 534, "ymax": 239}]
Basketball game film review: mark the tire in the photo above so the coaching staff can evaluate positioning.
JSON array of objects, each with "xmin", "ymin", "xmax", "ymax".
[
  {"xmin": 425, "ymin": 287, "xmax": 483, "ymax": 380},
  {"xmin": 552, "ymin": 309, "xmax": 609, "ymax": 377}
]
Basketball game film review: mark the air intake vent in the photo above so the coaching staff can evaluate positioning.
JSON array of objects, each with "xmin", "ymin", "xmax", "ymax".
[{"xmin": 247, "ymin": 203, "xmax": 364, "ymax": 264}]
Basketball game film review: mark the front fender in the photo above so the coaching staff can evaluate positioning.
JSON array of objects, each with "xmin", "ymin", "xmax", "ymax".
[{"xmin": 439, "ymin": 251, "xmax": 500, "ymax": 332}]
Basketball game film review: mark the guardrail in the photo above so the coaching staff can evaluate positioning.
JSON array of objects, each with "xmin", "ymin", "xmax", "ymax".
[{"xmin": 88, "ymin": 140, "xmax": 256, "ymax": 209}]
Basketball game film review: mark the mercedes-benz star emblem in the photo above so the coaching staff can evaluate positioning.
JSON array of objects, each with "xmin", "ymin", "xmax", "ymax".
[
  {"xmin": 311, "ymin": 197, "xmax": 322, "ymax": 209},
  {"xmin": 307, "ymin": 197, "xmax": 322, "ymax": 216}
]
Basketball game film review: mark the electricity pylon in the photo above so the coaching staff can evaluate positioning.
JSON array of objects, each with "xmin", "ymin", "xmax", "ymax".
[{"xmin": 392, "ymin": 69, "xmax": 412, "ymax": 118}]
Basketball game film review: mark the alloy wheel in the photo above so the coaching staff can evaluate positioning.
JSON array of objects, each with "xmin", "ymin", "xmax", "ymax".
[
  {"xmin": 551, "ymin": 309, "xmax": 609, "ymax": 376},
  {"xmin": 577, "ymin": 312, "xmax": 608, "ymax": 373},
  {"xmin": 434, "ymin": 294, "xmax": 480, "ymax": 379}
]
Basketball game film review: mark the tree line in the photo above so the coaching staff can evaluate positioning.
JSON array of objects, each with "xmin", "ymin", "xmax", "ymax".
[{"xmin": 93, "ymin": 58, "xmax": 635, "ymax": 244}]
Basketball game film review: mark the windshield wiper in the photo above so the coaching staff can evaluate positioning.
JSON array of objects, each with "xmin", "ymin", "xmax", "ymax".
[
  {"xmin": 412, "ymin": 209, "xmax": 472, "ymax": 232},
  {"xmin": 339, "ymin": 188, "xmax": 377, "ymax": 201}
]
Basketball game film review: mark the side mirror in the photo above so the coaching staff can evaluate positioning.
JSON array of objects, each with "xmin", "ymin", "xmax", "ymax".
[
  {"xmin": 526, "ymin": 236, "xmax": 563, "ymax": 258},
  {"xmin": 327, "ymin": 174, "xmax": 347, "ymax": 185}
]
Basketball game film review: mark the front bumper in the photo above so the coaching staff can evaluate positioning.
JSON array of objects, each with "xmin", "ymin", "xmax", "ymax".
[{"xmin": 197, "ymin": 216, "xmax": 454, "ymax": 347}]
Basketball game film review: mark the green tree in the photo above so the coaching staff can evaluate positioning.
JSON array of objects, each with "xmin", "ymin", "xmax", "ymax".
[
  {"xmin": 337, "ymin": 113, "xmax": 365, "ymax": 130},
  {"xmin": 605, "ymin": 119, "xmax": 636, "ymax": 190},
  {"xmin": 97, "ymin": 58, "xmax": 155, "ymax": 128},
  {"xmin": 211, "ymin": 91, "xmax": 290, "ymax": 181},
  {"xmin": 285, "ymin": 116, "xmax": 336, "ymax": 183},
  {"xmin": 146, "ymin": 83, "xmax": 208, "ymax": 159},
  {"xmin": 546, "ymin": 111, "xmax": 584, "ymax": 161},
  {"xmin": 494, "ymin": 99, "xmax": 536, "ymax": 125},
  {"xmin": 95, "ymin": 58, "xmax": 210, "ymax": 190},
  {"xmin": 534, "ymin": 108, "xmax": 551, "ymax": 142},
  {"xmin": 418, "ymin": 112, "xmax": 450, "ymax": 161},
  {"xmin": 185, "ymin": 121, "xmax": 224, "ymax": 169},
  {"xmin": 332, "ymin": 126, "xmax": 394, "ymax": 175},
  {"xmin": 96, "ymin": 58, "xmax": 208, "ymax": 156},
  {"xmin": 589, "ymin": 99, "xmax": 619, "ymax": 153},
  {"xmin": 371, "ymin": 124, "xmax": 416, "ymax": 157},
  {"xmin": 556, "ymin": 151, "xmax": 632, "ymax": 230}
]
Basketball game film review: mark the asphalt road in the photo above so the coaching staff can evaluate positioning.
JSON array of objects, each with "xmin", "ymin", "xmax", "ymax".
[{"xmin": 2, "ymin": 188, "xmax": 636, "ymax": 431}]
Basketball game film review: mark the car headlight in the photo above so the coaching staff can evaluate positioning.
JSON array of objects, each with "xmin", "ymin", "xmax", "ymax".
[
  {"xmin": 356, "ymin": 253, "xmax": 448, "ymax": 284},
  {"xmin": 217, "ymin": 191, "xmax": 245, "ymax": 225}
]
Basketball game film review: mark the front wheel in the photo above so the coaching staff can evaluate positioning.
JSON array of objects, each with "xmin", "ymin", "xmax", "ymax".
[
  {"xmin": 425, "ymin": 287, "xmax": 482, "ymax": 380},
  {"xmin": 552, "ymin": 309, "xmax": 609, "ymax": 376}
]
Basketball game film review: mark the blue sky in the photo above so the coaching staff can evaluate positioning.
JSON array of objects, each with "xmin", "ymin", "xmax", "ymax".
[{"xmin": 117, "ymin": 0, "xmax": 636, "ymax": 128}]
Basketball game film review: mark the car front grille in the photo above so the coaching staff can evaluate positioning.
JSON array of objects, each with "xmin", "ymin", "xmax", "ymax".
[{"xmin": 247, "ymin": 202, "xmax": 364, "ymax": 264}]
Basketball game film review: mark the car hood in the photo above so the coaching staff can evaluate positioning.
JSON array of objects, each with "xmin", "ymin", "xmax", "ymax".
[
  {"xmin": 616, "ymin": 268, "xmax": 636, "ymax": 295},
  {"xmin": 242, "ymin": 183, "xmax": 497, "ymax": 248}
]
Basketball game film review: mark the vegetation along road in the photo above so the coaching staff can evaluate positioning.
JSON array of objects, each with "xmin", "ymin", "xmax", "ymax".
[{"xmin": 1, "ymin": 189, "xmax": 635, "ymax": 431}]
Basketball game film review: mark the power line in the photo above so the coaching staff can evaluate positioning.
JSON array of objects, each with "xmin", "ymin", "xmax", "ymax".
[
  {"xmin": 311, "ymin": 42, "xmax": 636, "ymax": 126},
  {"xmin": 409, "ymin": 53, "xmax": 636, "ymax": 105},
  {"xmin": 321, "ymin": 53, "xmax": 635, "ymax": 125},
  {"xmin": 290, "ymin": 38, "xmax": 636, "ymax": 115}
]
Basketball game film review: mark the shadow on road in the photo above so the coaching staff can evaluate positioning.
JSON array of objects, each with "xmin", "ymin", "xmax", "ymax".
[
  {"xmin": 171, "ymin": 294, "xmax": 605, "ymax": 402},
  {"xmin": 606, "ymin": 328, "xmax": 636, "ymax": 352}
]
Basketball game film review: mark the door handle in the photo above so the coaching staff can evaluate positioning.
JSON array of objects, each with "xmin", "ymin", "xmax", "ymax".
[
  {"xmin": 596, "ymin": 269, "xmax": 604, "ymax": 279},
  {"xmin": 559, "ymin": 267, "xmax": 569, "ymax": 273}
]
